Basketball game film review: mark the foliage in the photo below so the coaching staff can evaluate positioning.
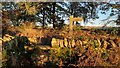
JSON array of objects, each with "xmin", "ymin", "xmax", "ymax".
[
  {"xmin": 2, "ymin": 2, "xmax": 119, "ymax": 28},
  {"xmin": 1, "ymin": 2, "xmax": 120, "ymax": 67},
  {"xmin": 2, "ymin": 26, "xmax": 120, "ymax": 67},
  {"xmin": 48, "ymin": 47, "xmax": 77, "ymax": 67},
  {"xmin": 2, "ymin": 34, "xmax": 14, "ymax": 42},
  {"xmin": 73, "ymin": 25, "xmax": 82, "ymax": 31},
  {"xmin": 2, "ymin": 36, "xmax": 35, "ymax": 67},
  {"xmin": 17, "ymin": 22, "xmax": 36, "ymax": 34}
]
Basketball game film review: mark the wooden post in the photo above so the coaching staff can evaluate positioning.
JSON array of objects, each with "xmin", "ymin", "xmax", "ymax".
[
  {"xmin": 69, "ymin": 15, "xmax": 73, "ymax": 31},
  {"xmin": 69, "ymin": 16, "xmax": 74, "ymax": 37},
  {"xmin": 69, "ymin": 15, "xmax": 83, "ymax": 37},
  {"xmin": 69, "ymin": 15, "xmax": 83, "ymax": 31}
]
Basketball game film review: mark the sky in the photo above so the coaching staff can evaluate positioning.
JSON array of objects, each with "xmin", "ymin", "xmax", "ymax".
[
  {"xmin": 83, "ymin": 6, "xmax": 118, "ymax": 27},
  {"xmin": 61, "ymin": 1, "xmax": 119, "ymax": 27}
]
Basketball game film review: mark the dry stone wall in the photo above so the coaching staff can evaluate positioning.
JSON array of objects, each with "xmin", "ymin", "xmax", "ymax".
[
  {"xmin": 51, "ymin": 37, "xmax": 120, "ymax": 49},
  {"xmin": 51, "ymin": 38, "xmax": 76, "ymax": 48}
]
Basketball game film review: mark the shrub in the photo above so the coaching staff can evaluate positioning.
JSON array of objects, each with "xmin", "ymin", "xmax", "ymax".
[{"xmin": 2, "ymin": 36, "xmax": 35, "ymax": 67}]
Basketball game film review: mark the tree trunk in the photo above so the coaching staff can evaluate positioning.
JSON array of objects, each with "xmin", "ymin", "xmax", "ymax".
[
  {"xmin": 52, "ymin": 2, "xmax": 56, "ymax": 28},
  {"xmin": 43, "ymin": 8, "xmax": 45, "ymax": 28}
]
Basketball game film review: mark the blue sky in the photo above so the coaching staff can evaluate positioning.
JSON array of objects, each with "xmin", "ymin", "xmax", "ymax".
[
  {"xmin": 63, "ymin": 11, "xmax": 118, "ymax": 27},
  {"xmin": 61, "ymin": 1, "xmax": 119, "ymax": 27}
]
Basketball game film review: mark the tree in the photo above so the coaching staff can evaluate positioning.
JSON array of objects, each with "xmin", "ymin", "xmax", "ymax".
[
  {"xmin": 63, "ymin": 2, "xmax": 100, "ymax": 26},
  {"xmin": 35, "ymin": 2, "xmax": 68, "ymax": 28},
  {"xmin": 2, "ymin": 2, "xmax": 119, "ymax": 28},
  {"xmin": 99, "ymin": 2, "xmax": 120, "ymax": 26}
]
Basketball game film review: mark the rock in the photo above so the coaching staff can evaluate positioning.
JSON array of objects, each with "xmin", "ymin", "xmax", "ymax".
[
  {"xmin": 76, "ymin": 40, "xmax": 82, "ymax": 46},
  {"xmin": 60, "ymin": 39, "xmax": 64, "ymax": 47},
  {"xmin": 51, "ymin": 38, "xmax": 57, "ymax": 47},
  {"xmin": 75, "ymin": 40, "xmax": 79, "ymax": 46},
  {"xmin": 28, "ymin": 47, "xmax": 34, "ymax": 51},
  {"xmin": 64, "ymin": 38, "xmax": 68, "ymax": 47},
  {"xmin": 67, "ymin": 39, "xmax": 71, "ymax": 47},
  {"xmin": 3, "ymin": 34, "xmax": 14, "ymax": 42},
  {"xmin": 38, "ymin": 45, "xmax": 51, "ymax": 50},
  {"xmin": 56, "ymin": 39, "xmax": 60, "ymax": 47},
  {"xmin": 28, "ymin": 37, "xmax": 37, "ymax": 43},
  {"xmin": 71, "ymin": 39, "xmax": 75, "ymax": 47}
]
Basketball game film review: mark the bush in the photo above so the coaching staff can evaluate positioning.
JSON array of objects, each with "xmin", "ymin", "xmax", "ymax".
[{"xmin": 2, "ymin": 36, "xmax": 36, "ymax": 67}]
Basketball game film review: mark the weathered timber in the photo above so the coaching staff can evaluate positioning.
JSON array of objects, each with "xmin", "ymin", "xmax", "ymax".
[{"xmin": 69, "ymin": 15, "xmax": 83, "ymax": 31}]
